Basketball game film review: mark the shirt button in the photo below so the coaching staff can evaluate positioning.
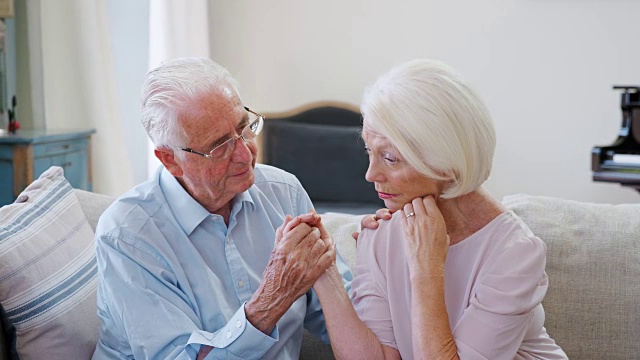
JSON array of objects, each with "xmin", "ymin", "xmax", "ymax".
[
  {"xmin": 226, "ymin": 331, "xmax": 232, "ymax": 339},
  {"xmin": 236, "ymin": 320, "xmax": 242, "ymax": 328},
  {"xmin": 238, "ymin": 280, "xmax": 245, "ymax": 288}
]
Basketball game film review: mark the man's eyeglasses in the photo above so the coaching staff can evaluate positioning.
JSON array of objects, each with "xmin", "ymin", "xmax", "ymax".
[{"xmin": 181, "ymin": 107, "xmax": 264, "ymax": 163}]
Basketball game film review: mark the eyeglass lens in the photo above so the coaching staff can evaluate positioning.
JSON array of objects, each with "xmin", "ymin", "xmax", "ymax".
[{"xmin": 210, "ymin": 113, "xmax": 262, "ymax": 161}]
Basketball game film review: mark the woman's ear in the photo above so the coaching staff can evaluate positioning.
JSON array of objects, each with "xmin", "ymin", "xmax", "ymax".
[{"xmin": 155, "ymin": 148, "xmax": 184, "ymax": 177}]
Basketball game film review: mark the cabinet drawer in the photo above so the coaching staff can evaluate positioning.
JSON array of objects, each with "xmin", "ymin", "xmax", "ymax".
[
  {"xmin": 0, "ymin": 129, "xmax": 95, "ymax": 205},
  {"xmin": 34, "ymin": 155, "xmax": 66, "ymax": 177},
  {"xmin": 61, "ymin": 151, "xmax": 87, "ymax": 189},
  {"xmin": 34, "ymin": 139, "xmax": 87, "ymax": 157},
  {"xmin": 33, "ymin": 151, "xmax": 87, "ymax": 189}
]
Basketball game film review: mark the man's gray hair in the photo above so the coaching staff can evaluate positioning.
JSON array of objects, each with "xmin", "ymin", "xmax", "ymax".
[
  {"xmin": 141, "ymin": 57, "xmax": 241, "ymax": 153},
  {"xmin": 361, "ymin": 59, "xmax": 496, "ymax": 199}
]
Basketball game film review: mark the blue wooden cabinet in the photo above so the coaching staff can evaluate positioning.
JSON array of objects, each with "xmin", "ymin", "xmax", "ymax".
[{"xmin": 0, "ymin": 129, "xmax": 95, "ymax": 205}]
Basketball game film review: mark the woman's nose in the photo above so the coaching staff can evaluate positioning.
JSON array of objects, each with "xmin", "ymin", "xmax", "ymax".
[{"xmin": 365, "ymin": 160, "xmax": 382, "ymax": 183}]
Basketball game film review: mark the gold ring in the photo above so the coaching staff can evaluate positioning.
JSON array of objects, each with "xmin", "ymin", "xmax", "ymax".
[{"xmin": 406, "ymin": 212, "xmax": 415, "ymax": 218}]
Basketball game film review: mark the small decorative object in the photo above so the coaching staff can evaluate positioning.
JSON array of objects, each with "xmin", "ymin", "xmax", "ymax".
[{"xmin": 7, "ymin": 94, "xmax": 18, "ymax": 133}]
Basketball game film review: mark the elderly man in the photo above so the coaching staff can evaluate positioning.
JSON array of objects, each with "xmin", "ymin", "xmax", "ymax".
[{"xmin": 92, "ymin": 57, "xmax": 355, "ymax": 359}]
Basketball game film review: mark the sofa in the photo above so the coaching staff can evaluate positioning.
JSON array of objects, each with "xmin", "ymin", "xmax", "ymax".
[
  {"xmin": 0, "ymin": 166, "xmax": 639, "ymax": 359},
  {"xmin": 260, "ymin": 101, "xmax": 384, "ymax": 215}
]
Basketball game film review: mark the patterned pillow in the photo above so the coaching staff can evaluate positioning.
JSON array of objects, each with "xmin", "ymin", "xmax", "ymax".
[{"xmin": 0, "ymin": 166, "xmax": 99, "ymax": 359}]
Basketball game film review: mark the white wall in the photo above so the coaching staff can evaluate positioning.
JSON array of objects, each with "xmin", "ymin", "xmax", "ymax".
[{"xmin": 210, "ymin": 0, "xmax": 640, "ymax": 204}]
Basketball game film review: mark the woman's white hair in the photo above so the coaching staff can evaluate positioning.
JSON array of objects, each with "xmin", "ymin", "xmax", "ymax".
[
  {"xmin": 141, "ymin": 57, "xmax": 241, "ymax": 155},
  {"xmin": 361, "ymin": 59, "xmax": 496, "ymax": 199}
]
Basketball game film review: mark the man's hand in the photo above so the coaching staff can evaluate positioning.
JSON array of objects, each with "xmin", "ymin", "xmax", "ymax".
[
  {"xmin": 351, "ymin": 208, "xmax": 393, "ymax": 240},
  {"xmin": 245, "ymin": 214, "xmax": 335, "ymax": 334}
]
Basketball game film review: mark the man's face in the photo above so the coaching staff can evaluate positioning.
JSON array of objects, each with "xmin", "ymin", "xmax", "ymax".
[{"xmin": 163, "ymin": 87, "xmax": 258, "ymax": 215}]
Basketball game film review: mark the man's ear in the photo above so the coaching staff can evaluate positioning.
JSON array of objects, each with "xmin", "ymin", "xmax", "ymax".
[{"xmin": 155, "ymin": 148, "xmax": 184, "ymax": 177}]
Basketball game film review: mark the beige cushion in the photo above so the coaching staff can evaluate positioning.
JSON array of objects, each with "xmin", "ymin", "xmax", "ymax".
[
  {"xmin": 0, "ymin": 166, "xmax": 99, "ymax": 360},
  {"xmin": 73, "ymin": 189, "xmax": 115, "ymax": 231},
  {"xmin": 503, "ymin": 194, "xmax": 640, "ymax": 360}
]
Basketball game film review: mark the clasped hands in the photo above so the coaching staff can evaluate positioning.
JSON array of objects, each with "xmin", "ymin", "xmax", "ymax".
[
  {"xmin": 263, "ymin": 210, "xmax": 336, "ymax": 300},
  {"xmin": 245, "ymin": 210, "xmax": 337, "ymax": 334}
]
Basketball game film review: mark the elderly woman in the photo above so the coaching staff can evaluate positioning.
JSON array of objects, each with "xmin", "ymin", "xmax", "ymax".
[{"xmin": 312, "ymin": 59, "xmax": 567, "ymax": 359}]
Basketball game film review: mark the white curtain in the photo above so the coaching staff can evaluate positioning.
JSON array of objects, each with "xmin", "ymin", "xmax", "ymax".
[
  {"xmin": 29, "ymin": 0, "xmax": 213, "ymax": 192},
  {"xmin": 147, "ymin": 0, "xmax": 211, "ymax": 177},
  {"xmin": 35, "ymin": 0, "xmax": 134, "ymax": 196}
]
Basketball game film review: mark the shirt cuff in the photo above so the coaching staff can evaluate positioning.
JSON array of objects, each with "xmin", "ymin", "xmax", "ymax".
[{"xmin": 187, "ymin": 302, "xmax": 278, "ymax": 358}]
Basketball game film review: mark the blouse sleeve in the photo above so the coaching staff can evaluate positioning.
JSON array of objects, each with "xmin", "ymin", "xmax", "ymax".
[
  {"xmin": 452, "ymin": 234, "xmax": 549, "ymax": 360},
  {"xmin": 350, "ymin": 224, "xmax": 398, "ymax": 351}
]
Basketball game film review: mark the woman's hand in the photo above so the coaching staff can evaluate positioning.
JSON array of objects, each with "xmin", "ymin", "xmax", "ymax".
[
  {"xmin": 352, "ymin": 208, "xmax": 393, "ymax": 240},
  {"xmin": 401, "ymin": 195, "xmax": 450, "ymax": 277},
  {"xmin": 288, "ymin": 210, "xmax": 337, "ymax": 266}
]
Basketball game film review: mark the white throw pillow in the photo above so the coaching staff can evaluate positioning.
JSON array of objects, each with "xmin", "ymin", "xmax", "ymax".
[
  {"xmin": 321, "ymin": 212, "xmax": 363, "ymax": 268},
  {"xmin": 0, "ymin": 166, "xmax": 98, "ymax": 359}
]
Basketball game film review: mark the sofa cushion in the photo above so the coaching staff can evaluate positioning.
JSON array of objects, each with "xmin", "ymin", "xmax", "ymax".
[
  {"xmin": 503, "ymin": 194, "xmax": 640, "ymax": 360},
  {"xmin": 73, "ymin": 188, "xmax": 116, "ymax": 232},
  {"xmin": 0, "ymin": 166, "xmax": 99, "ymax": 360}
]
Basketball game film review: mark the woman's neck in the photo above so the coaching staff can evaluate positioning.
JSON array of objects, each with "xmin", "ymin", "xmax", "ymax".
[{"xmin": 437, "ymin": 188, "xmax": 506, "ymax": 245}]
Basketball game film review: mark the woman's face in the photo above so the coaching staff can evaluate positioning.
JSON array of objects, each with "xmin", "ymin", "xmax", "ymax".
[{"xmin": 362, "ymin": 127, "xmax": 442, "ymax": 212}]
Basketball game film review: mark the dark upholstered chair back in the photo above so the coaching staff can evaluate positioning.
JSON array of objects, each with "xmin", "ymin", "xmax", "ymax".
[{"xmin": 261, "ymin": 102, "xmax": 383, "ymax": 214}]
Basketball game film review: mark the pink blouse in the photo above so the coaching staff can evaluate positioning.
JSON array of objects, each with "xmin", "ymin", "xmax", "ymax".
[{"xmin": 352, "ymin": 211, "xmax": 567, "ymax": 360}]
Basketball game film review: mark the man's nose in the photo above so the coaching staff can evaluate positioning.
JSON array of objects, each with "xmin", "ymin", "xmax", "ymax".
[{"xmin": 230, "ymin": 135, "xmax": 253, "ymax": 162}]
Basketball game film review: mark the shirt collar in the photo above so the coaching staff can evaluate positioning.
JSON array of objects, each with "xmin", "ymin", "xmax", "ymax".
[
  {"xmin": 160, "ymin": 168, "xmax": 210, "ymax": 235},
  {"xmin": 159, "ymin": 168, "xmax": 256, "ymax": 235},
  {"xmin": 231, "ymin": 188, "xmax": 255, "ymax": 217}
]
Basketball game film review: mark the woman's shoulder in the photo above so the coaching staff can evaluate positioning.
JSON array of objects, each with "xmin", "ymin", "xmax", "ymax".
[
  {"xmin": 356, "ymin": 212, "xmax": 407, "ymax": 269},
  {"xmin": 352, "ymin": 211, "xmax": 410, "ymax": 297},
  {"xmin": 459, "ymin": 211, "xmax": 546, "ymax": 255},
  {"xmin": 358, "ymin": 211, "xmax": 406, "ymax": 249},
  {"xmin": 488, "ymin": 211, "xmax": 547, "ymax": 258},
  {"xmin": 467, "ymin": 211, "xmax": 549, "ymax": 314}
]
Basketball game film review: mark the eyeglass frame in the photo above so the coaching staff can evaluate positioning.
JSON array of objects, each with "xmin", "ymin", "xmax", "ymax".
[{"xmin": 180, "ymin": 107, "xmax": 264, "ymax": 162}]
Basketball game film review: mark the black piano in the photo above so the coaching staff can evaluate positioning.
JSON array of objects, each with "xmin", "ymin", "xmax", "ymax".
[{"xmin": 592, "ymin": 86, "xmax": 640, "ymax": 192}]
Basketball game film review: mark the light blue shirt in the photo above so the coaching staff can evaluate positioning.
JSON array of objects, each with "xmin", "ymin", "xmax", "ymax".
[{"xmin": 92, "ymin": 165, "xmax": 352, "ymax": 359}]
